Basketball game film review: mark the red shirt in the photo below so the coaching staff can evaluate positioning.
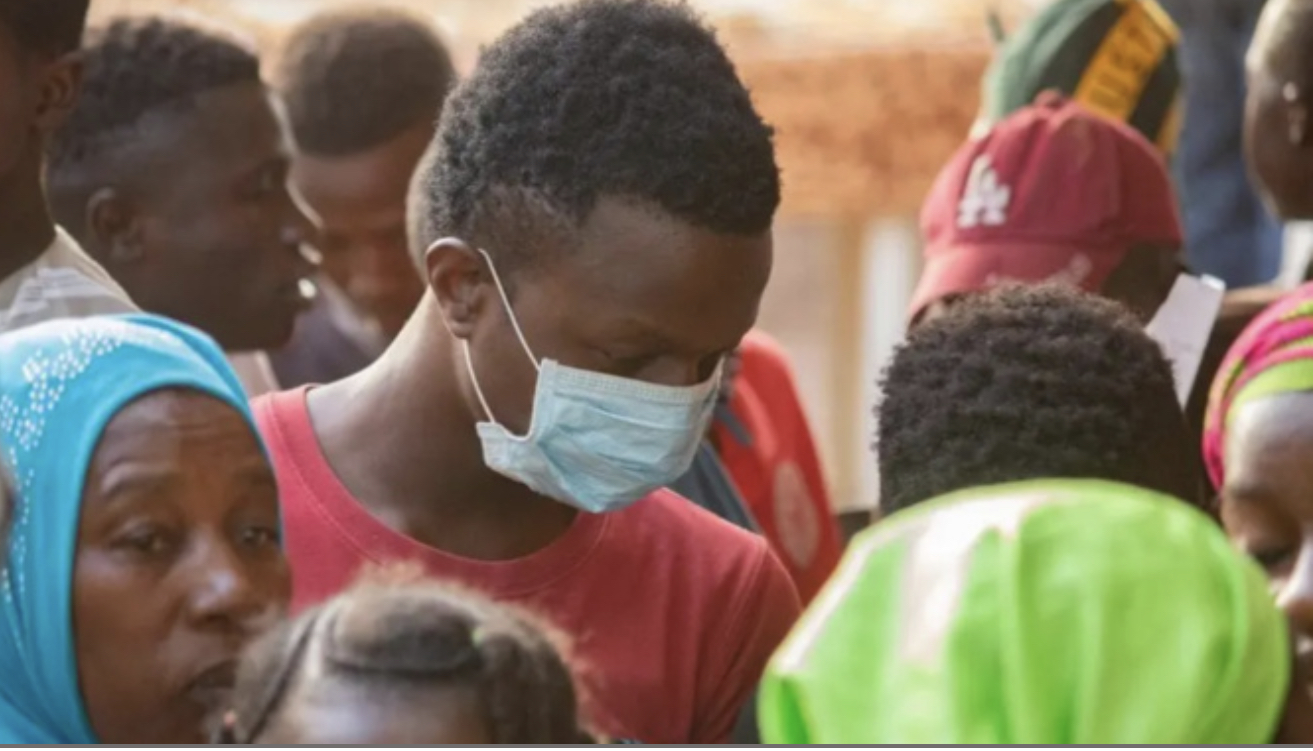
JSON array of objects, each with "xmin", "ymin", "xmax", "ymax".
[
  {"xmin": 716, "ymin": 331, "xmax": 844, "ymax": 604},
  {"xmin": 254, "ymin": 388, "xmax": 802, "ymax": 744}
]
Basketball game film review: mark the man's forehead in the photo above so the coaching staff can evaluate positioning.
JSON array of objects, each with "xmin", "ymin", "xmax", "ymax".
[
  {"xmin": 127, "ymin": 82, "xmax": 285, "ymax": 166},
  {"xmin": 178, "ymin": 82, "xmax": 282, "ymax": 145},
  {"xmin": 572, "ymin": 196, "xmax": 771, "ymax": 260}
]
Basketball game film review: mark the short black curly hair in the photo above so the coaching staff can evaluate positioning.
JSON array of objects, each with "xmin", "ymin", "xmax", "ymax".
[
  {"xmin": 46, "ymin": 16, "xmax": 259, "ymax": 172},
  {"xmin": 877, "ymin": 284, "xmax": 1200, "ymax": 515},
  {"xmin": 414, "ymin": 0, "xmax": 779, "ymax": 274},
  {"xmin": 274, "ymin": 7, "xmax": 456, "ymax": 158},
  {"xmin": 0, "ymin": 0, "xmax": 90, "ymax": 55},
  {"xmin": 221, "ymin": 570, "xmax": 594, "ymax": 744}
]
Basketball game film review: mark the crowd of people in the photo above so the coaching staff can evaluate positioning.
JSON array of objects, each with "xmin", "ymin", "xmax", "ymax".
[{"xmin": 3, "ymin": 0, "xmax": 1313, "ymax": 744}]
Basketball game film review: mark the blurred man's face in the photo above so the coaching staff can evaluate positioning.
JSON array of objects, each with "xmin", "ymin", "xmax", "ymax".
[
  {"xmin": 125, "ymin": 84, "xmax": 315, "ymax": 351},
  {"xmin": 292, "ymin": 122, "xmax": 432, "ymax": 339},
  {"xmin": 1245, "ymin": 74, "xmax": 1313, "ymax": 221}
]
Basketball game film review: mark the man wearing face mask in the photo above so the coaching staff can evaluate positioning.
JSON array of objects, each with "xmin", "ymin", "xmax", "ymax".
[{"xmin": 250, "ymin": 0, "xmax": 801, "ymax": 744}]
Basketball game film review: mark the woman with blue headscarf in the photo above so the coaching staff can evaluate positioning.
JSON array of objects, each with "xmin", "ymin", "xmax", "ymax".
[{"xmin": 0, "ymin": 314, "xmax": 290, "ymax": 743}]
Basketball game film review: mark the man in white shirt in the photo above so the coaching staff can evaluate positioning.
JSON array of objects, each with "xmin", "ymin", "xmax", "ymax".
[
  {"xmin": 44, "ymin": 17, "xmax": 314, "ymax": 396},
  {"xmin": 0, "ymin": 227, "xmax": 133, "ymax": 332},
  {"xmin": 0, "ymin": 0, "xmax": 136, "ymax": 331}
]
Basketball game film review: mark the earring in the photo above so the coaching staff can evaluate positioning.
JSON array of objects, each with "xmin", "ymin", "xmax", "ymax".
[{"xmin": 1285, "ymin": 83, "xmax": 1307, "ymax": 144}]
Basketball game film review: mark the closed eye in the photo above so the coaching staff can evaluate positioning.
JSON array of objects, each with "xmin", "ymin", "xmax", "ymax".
[{"xmin": 1250, "ymin": 545, "xmax": 1297, "ymax": 572}]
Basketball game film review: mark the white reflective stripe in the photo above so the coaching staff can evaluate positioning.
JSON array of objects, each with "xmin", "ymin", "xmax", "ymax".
[
  {"xmin": 894, "ymin": 494, "xmax": 1050, "ymax": 663},
  {"xmin": 775, "ymin": 489, "xmax": 1065, "ymax": 674},
  {"xmin": 5, "ymin": 269, "xmax": 131, "ymax": 316},
  {"xmin": 473, "ymin": 244, "xmax": 540, "ymax": 370}
]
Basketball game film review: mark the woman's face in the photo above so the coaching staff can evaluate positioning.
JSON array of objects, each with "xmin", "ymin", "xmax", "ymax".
[
  {"xmin": 1222, "ymin": 392, "xmax": 1313, "ymax": 683},
  {"xmin": 73, "ymin": 389, "xmax": 290, "ymax": 744}
]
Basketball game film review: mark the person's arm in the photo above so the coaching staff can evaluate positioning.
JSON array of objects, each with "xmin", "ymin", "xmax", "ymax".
[{"xmin": 731, "ymin": 689, "xmax": 762, "ymax": 744}]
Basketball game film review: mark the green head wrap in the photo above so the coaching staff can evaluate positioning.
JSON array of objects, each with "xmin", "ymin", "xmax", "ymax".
[{"xmin": 760, "ymin": 479, "xmax": 1289, "ymax": 744}]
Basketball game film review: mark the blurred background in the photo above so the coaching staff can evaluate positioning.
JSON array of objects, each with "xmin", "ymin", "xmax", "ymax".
[{"xmin": 85, "ymin": 0, "xmax": 1060, "ymax": 514}]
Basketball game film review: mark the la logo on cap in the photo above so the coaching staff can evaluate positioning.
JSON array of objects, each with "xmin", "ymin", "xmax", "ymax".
[{"xmin": 957, "ymin": 155, "xmax": 1011, "ymax": 229}]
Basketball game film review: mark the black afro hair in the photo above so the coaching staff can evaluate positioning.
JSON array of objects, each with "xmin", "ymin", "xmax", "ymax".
[
  {"xmin": 46, "ymin": 15, "xmax": 259, "ymax": 171},
  {"xmin": 877, "ymin": 284, "xmax": 1200, "ymax": 515},
  {"xmin": 414, "ymin": 0, "xmax": 779, "ymax": 274}
]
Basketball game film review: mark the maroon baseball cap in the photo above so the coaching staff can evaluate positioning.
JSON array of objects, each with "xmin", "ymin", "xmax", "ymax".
[{"xmin": 911, "ymin": 93, "xmax": 1183, "ymax": 319}]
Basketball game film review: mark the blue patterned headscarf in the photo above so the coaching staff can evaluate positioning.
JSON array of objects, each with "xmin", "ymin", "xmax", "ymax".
[{"xmin": 0, "ymin": 315, "xmax": 260, "ymax": 743}]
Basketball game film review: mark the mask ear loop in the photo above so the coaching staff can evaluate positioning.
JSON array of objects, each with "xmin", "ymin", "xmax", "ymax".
[
  {"xmin": 461, "ymin": 339, "xmax": 500, "ymax": 424},
  {"xmin": 475, "ymin": 247, "xmax": 540, "ymax": 369},
  {"xmin": 428, "ymin": 239, "xmax": 542, "ymax": 425}
]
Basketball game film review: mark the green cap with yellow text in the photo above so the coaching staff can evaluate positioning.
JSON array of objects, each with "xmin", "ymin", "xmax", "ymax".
[{"xmin": 980, "ymin": 0, "xmax": 1182, "ymax": 155}]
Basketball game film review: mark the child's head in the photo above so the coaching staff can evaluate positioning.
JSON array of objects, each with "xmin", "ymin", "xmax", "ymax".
[
  {"xmin": 220, "ymin": 573, "xmax": 592, "ymax": 744},
  {"xmin": 878, "ymin": 284, "xmax": 1200, "ymax": 514}
]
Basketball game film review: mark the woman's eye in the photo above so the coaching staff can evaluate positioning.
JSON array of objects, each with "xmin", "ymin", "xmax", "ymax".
[
  {"xmin": 114, "ymin": 525, "xmax": 174, "ymax": 556},
  {"xmin": 1250, "ymin": 545, "xmax": 1297, "ymax": 571},
  {"xmin": 239, "ymin": 525, "xmax": 281, "ymax": 549}
]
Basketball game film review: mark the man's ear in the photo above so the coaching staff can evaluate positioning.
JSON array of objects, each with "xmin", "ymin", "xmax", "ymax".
[
  {"xmin": 426, "ymin": 237, "xmax": 489, "ymax": 339},
  {"xmin": 34, "ymin": 53, "xmax": 84, "ymax": 132},
  {"xmin": 86, "ymin": 187, "xmax": 146, "ymax": 266}
]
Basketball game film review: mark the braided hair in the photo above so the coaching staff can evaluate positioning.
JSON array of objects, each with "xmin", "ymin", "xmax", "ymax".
[{"xmin": 217, "ymin": 571, "xmax": 594, "ymax": 744}]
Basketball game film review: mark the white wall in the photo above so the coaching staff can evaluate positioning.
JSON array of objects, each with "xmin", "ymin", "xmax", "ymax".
[{"xmin": 755, "ymin": 216, "xmax": 921, "ymax": 513}]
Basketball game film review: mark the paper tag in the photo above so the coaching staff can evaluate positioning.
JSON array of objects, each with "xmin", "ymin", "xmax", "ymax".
[{"xmin": 1144, "ymin": 274, "xmax": 1226, "ymax": 405}]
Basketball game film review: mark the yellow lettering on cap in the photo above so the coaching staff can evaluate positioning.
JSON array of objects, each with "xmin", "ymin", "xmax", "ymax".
[
  {"xmin": 1157, "ymin": 93, "xmax": 1184, "ymax": 155},
  {"xmin": 1073, "ymin": 0, "xmax": 1175, "ymax": 124}
]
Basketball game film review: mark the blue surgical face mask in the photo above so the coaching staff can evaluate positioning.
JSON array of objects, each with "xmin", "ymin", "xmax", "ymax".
[{"xmin": 455, "ymin": 245, "xmax": 722, "ymax": 514}]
